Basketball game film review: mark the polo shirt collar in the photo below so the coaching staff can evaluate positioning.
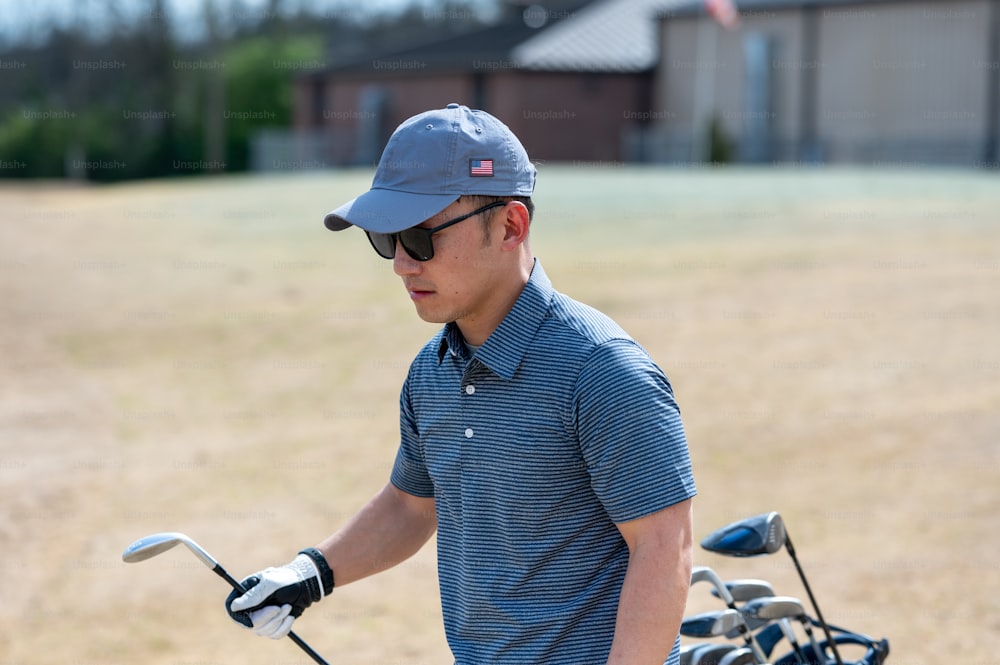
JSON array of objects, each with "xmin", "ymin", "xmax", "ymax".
[{"xmin": 437, "ymin": 259, "xmax": 553, "ymax": 379}]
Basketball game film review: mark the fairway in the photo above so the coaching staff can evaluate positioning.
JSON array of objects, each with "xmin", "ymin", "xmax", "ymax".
[{"xmin": 1, "ymin": 167, "xmax": 998, "ymax": 665}]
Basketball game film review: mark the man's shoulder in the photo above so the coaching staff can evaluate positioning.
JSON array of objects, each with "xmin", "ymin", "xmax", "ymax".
[
  {"xmin": 546, "ymin": 290, "xmax": 633, "ymax": 349},
  {"xmin": 541, "ymin": 290, "xmax": 670, "ymax": 386}
]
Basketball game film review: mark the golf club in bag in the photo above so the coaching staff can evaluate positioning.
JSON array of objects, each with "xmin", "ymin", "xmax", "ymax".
[
  {"xmin": 122, "ymin": 531, "xmax": 330, "ymax": 665},
  {"xmin": 697, "ymin": 512, "xmax": 890, "ymax": 665}
]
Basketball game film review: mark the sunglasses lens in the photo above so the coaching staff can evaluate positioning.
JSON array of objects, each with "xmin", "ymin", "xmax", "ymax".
[
  {"xmin": 399, "ymin": 229, "xmax": 433, "ymax": 261},
  {"xmin": 366, "ymin": 232, "xmax": 396, "ymax": 259}
]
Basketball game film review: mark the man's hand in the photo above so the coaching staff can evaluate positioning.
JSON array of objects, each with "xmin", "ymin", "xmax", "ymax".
[{"xmin": 225, "ymin": 553, "xmax": 328, "ymax": 639}]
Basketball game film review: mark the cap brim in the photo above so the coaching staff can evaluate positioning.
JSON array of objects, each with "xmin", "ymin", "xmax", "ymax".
[{"xmin": 324, "ymin": 188, "xmax": 459, "ymax": 233}]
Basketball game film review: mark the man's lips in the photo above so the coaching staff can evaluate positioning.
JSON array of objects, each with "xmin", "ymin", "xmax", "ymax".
[{"xmin": 405, "ymin": 283, "xmax": 435, "ymax": 299}]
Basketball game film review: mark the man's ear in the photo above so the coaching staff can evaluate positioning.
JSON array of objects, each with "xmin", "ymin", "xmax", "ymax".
[{"xmin": 499, "ymin": 201, "xmax": 531, "ymax": 250}]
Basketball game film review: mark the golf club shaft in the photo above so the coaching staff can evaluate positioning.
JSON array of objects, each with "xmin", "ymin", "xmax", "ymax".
[
  {"xmin": 728, "ymin": 607, "xmax": 768, "ymax": 662},
  {"xmin": 798, "ymin": 618, "xmax": 828, "ymax": 663},
  {"xmin": 785, "ymin": 535, "xmax": 843, "ymax": 665},
  {"xmin": 777, "ymin": 619, "xmax": 808, "ymax": 665},
  {"xmin": 211, "ymin": 566, "xmax": 331, "ymax": 665}
]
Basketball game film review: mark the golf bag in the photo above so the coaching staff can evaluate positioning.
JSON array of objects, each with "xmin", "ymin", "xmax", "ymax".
[
  {"xmin": 689, "ymin": 512, "xmax": 891, "ymax": 665},
  {"xmin": 761, "ymin": 619, "xmax": 890, "ymax": 665}
]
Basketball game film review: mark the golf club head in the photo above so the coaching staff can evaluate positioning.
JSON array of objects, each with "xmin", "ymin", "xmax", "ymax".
[
  {"xmin": 723, "ymin": 617, "xmax": 771, "ymax": 640},
  {"xmin": 680, "ymin": 643, "xmax": 704, "ymax": 665},
  {"xmin": 742, "ymin": 596, "xmax": 807, "ymax": 622},
  {"xmin": 680, "ymin": 642, "xmax": 711, "ymax": 665},
  {"xmin": 724, "ymin": 616, "xmax": 768, "ymax": 638},
  {"xmin": 690, "ymin": 644, "xmax": 738, "ymax": 665},
  {"xmin": 122, "ymin": 531, "xmax": 217, "ymax": 569},
  {"xmin": 701, "ymin": 511, "xmax": 786, "ymax": 557},
  {"xmin": 713, "ymin": 579, "xmax": 775, "ymax": 603},
  {"xmin": 717, "ymin": 647, "xmax": 756, "ymax": 665},
  {"xmin": 681, "ymin": 609, "xmax": 745, "ymax": 638}
]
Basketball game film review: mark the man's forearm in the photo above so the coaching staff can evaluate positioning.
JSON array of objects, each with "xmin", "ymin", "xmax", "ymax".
[
  {"xmin": 607, "ymin": 499, "xmax": 694, "ymax": 665},
  {"xmin": 316, "ymin": 482, "xmax": 437, "ymax": 587},
  {"xmin": 606, "ymin": 544, "xmax": 691, "ymax": 664}
]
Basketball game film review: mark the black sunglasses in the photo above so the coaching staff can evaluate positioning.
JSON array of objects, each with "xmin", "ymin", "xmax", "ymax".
[{"xmin": 366, "ymin": 201, "xmax": 506, "ymax": 262}]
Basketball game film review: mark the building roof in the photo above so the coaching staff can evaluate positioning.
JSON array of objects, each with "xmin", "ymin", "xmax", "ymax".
[
  {"xmin": 321, "ymin": 0, "xmax": 688, "ymax": 75},
  {"xmin": 314, "ymin": 0, "xmax": 926, "ymax": 77},
  {"xmin": 327, "ymin": 19, "xmax": 546, "ymax": 74},
  {"xmin": 512, "ymin": 0, "xmax": 683, "ymax": 71}
]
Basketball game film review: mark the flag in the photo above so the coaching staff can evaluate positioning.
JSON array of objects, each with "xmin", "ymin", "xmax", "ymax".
[
  {"xmin": 705, "ymin": 0, "xmax": 740, "ymax": 29},
  {"xmin": 470, "ymin": 159, "xmax": 494, "ymax": 177}
]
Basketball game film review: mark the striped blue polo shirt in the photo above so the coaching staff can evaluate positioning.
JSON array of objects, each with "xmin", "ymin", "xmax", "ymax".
[{"xmin": 391, "ymin": 260, "xmax": 696, "ymax": 665}]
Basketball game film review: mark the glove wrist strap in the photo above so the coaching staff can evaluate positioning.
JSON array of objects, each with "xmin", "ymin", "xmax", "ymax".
[{"xmin": 299, "ymin": 547, "xmax": 335, "ymax": 596}]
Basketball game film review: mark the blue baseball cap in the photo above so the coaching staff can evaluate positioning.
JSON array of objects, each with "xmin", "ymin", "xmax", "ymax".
[{"xmin": 324, "ymin": 103, "xmax": 537, "ymax": 233}]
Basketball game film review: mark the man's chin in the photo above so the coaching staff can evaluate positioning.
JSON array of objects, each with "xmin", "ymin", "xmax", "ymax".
[
  {"xmin": 411, "ymin": 303, "xmax": 449, "ymax": 325},
  {"xmin": 411, "ymin": 301, "xmax": 468, "ymax": 327}
]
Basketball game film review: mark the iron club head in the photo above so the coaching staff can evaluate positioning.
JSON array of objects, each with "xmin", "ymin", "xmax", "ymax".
[
  {"xmin": 742, "ymin": 596, "xmax": 808, "ymax": 622},
  {"xmin": 122, "ymin": 531, "xmax": 218, "ymax": 569},
  {"xmin": 701, "ymin": 511, "xmax": 787, "ymax": 557},
  {"xmin": 690, "ymin": 644, "xmax": 738, "ymax": 665},
  {"xmin": 681, "ymin": 609, "xmax": 746, "ymax": 638},
  {"xmin": 717, "ymin": 647, "xmax": 757, "ymax": 665},
  {"xmin": 713, "ymin": 579, "xmax": 775, "ymax": 604},
  {"xmin": 715, "ymin": 579, "xmax": 776, "ymax": 635}
]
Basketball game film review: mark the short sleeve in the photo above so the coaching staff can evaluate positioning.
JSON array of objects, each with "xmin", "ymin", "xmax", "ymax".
[
  {"xmin": 389, "ymin": 373, "xmax": 435, "ymax": 498},
  {"xmin": 574, "ymin": 339, "xmax": 696, "ymax": 523}
]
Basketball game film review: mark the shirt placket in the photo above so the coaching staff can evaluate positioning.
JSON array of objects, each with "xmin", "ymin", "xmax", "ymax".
[{"xmin": 460, "ymin": 361, "xmax": 481, "ymax": 443}]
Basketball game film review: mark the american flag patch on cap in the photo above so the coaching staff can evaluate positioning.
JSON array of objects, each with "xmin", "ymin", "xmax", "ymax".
[{"xmin": 470, "ymin": 159, "xmax": 494, "ymax": 177}]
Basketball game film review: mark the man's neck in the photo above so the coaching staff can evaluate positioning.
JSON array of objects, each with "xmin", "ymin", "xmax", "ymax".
[{"xmin": 456, "ymin": 255, "xmax": 534, "ymax": 346}]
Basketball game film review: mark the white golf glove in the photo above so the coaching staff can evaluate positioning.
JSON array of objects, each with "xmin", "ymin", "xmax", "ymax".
[{"xmin": 225, "ymin": 548, "xmax": 334, "ymax": 639}]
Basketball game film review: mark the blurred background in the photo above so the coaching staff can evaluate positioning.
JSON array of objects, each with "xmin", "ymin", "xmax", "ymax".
[
  {"xmin": 2, "ymin": 1, "xmax": 999, "ymax": 664},
  {"xmin": 2, "ymin": 0, "xmax": 998, "ymax": 179}
]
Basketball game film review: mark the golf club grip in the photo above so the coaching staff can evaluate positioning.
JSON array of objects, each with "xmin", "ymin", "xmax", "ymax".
[
  {"xmin": 212, "ymin": 565, "xmax": 331, "ymax": 665},
  {"xmin": 213, "ymin": 565, "xmax": 247, "ymax": 592}
]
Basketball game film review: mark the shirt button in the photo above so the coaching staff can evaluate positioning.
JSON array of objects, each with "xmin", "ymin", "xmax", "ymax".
[
  {"xmin": 465, "ymin": 385, "xmax": 475, "ymax": 395},
  {"xmin": 465, "ymin": 428, "xmax": 474, "ymax": 438}
]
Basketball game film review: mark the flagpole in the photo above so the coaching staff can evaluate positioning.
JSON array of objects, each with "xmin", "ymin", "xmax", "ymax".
[
  {"xmin": 691, "ymin": 13, "xmax": 717, "ymax": 163},
  {"xmin": 693, "ymin": 0, "xmax": 740, "ymax": 163}
]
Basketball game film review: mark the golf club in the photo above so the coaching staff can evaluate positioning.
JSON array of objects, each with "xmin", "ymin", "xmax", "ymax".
[
  {"xmin": 743, "ymin": 596, "xmax": 825, "ymax": 664},
  {"xmin": 681, "ymin": 642, "xmax": 705, "ymax": 665},
  {"xmin": 714, "ymin": 579, "xmax": 775, "ymax": 604},
  {"xmin": 690, "ymin": 643, "xmax": 739, "ymax": 665},
  {"xmin": 691, "ymin": 567, "xmax": 768, "ymax": 662},
  {"xmin": 743, "ymin": 605, "xmax": 807, "ymax": 665},
  {"xmin": 122, "ymin": 532, "xmax": 330, "ymax": 665},
  {"xmin": 701, "ymin": 512, "xmax": 844, "ymax": 665},
  {"xmin": 718, "ymin": 647, "xmax": 758, "ymax": 665},
  {"xmin": 793, "ymin": 615, "xmax": 826, "ymax": 663},
  {"xmin": 681, "ymin": 609, "xmax": 748, "ymax": 639},
  {"xmin": 714, "ymin": 579, "xmax": 776, "ymax": 635}
]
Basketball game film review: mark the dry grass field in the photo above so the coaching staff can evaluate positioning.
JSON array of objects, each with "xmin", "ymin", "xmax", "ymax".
[{"xmin": 1, "ymin": 167, "xmax": 997, "ymax": 665}]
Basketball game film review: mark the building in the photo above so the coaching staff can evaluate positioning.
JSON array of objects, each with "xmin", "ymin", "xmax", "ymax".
[
  {"xmin": 650, "ymin": 0, "xmax": 1000, "ymax": 166},
  {"xmin": 285, "ymin": 0, "xmax": 676, "ymax": 166},
  {"xmin": 278, "ymin": 0, "xmax": 1000, "ymax": 168}
]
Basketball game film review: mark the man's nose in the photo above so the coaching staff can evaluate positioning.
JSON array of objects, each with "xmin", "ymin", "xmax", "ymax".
[{"xmin": 392, "ymin": 238, "xmax": 420, "ymax": 276}]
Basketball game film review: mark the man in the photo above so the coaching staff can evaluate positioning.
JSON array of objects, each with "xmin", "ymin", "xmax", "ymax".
[{"xmin": 226, "ymin": 104, "xmax": 697, "ymax": 665}]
